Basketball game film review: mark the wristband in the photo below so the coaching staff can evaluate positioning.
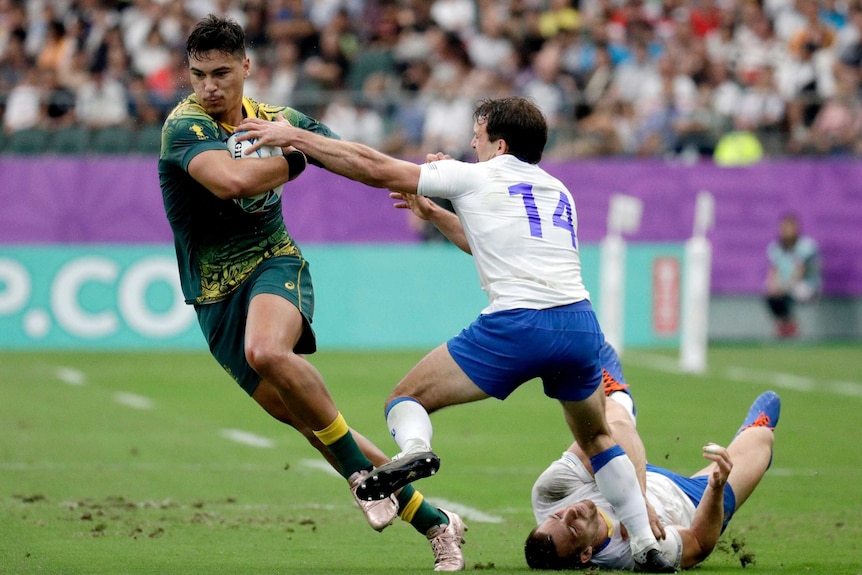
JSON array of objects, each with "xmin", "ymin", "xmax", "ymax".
[{"xmin": 285, "ymin": 150, "xmax": 307, "ymax": 180}]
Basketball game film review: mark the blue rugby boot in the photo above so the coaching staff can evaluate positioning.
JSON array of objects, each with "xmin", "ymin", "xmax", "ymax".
[{"xmin": 736, "ymin": 390, "xmax": 781, "ymax": 437}]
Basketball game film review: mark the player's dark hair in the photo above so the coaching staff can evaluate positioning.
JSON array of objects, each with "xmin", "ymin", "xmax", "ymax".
[
  {"xmin": 524, "ymin": 530, "xmax": 588, "ymax": 570},
  {"xmin": 186, "ymin": 14, "xmax": 246, "ymax": 61},
  {"xmin": 474, "ymin": 97, "xmax": 548, "ymax": 164}
]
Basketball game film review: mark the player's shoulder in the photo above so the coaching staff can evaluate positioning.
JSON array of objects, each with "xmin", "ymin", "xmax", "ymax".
[
  {"xmin": 166, "ymin": 95, "xmax": 210, "ymax": 123},
  {"xmin": 766, "ymin": 239, "xmax": 782, "ymax": 257},
  {"xmin": 164, "ymin": 95, "xmax": 219, "ymax": 141},
  {"xmin": 420, "ymin": 158, "xmax": 497, "ymax": 199},
  {"xmin": 797, "ymin": 235, "xmax": 819, "ymax": 254},
  {"xmin": 243, "ymin": 96, "xmax": 276, "ymax": 120},
  {"xmin": 590, "ymin": 526, "xmax": 635, "ymax": 570},
  {"xmin": 493, "ymin": 154, "xmax": 556, "ymax": 179},
  {"xmin": 246, "ymin": 97, "xmax": 335, "ymax": 136},
  {"xmin": 495, "ymin": 157, "xmax": 560, "ymax": 195},
  {"xmin": 524, "ymin": 159, "xmax": 565, "ymax": 189},
  {"xmin": 247, "ymin": 97, "xmax": 303, "ymax": 123},
  {"xmin": 423, "ymin": 157, "xmax": 470, "ymax": 171}
]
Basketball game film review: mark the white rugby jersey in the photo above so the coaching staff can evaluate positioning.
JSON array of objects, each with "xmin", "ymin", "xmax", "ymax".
[
  {"xmin": 531, "ymin": 452, "xmax": 696, "ymax": 571},
  {"xmin": 417, "ymin": 155, "xmax": 591, "ymax": 314}
]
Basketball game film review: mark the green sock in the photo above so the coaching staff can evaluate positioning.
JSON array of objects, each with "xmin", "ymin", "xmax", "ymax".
[
  {"xmin": 326, "ymin": 432, "xmax": 371, "ymax": 479},
  {"xmin": 396, "ymin": 484, "xmax": 449, "ymax": 535},
  {"xmin": 312, "ymin": 413, "xmax": 372, "ymax": 479}
]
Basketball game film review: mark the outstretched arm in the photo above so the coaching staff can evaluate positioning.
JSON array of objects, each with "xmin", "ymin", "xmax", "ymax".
[
  {"xmin": 391, "ymin": 191, "xmax": 471, "ymax": 253},
  {"xmin": 675, "ymin": 444, "xmax": 732, "ymax": 568},
  {"xmin": 236, "ymin": 114, "xmax": 422, "ymax": 195},
  {"xmin": 390, "ymin": 153, "xmax": 471, "ymax": 253}
]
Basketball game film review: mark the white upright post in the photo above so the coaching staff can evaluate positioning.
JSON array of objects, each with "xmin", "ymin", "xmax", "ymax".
[
  {"xmin": 679, "ymin": 191, "xmax": 715, "ymax": 373},
  {"xmin": 600, "ymin": 234, "xmax": 626, "ymax": 354},
  {"xmin": 599, "ymin": 194, "xmax": 643, "ymax": 356}
]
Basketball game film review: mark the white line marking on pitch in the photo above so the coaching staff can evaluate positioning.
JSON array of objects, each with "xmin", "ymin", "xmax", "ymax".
[
  {"xmin": 724, "ymin": 367, "xmax": 816, "ymax": 391},
  {"xmin": 55, "ymin": 366, "xmax": 86, "ymax": 386},
  {"xmin": 301, "ymin": 458, "xmax": 341, "ymax": 477},
  {"xmin": 298, "ymin": 460, "xmax": 505, "ymax": 523},
  {"xmin": 425, "ymin": 497, "xmax": 504, "ymax": 524},
  {"xmin": 624, "ymin": 353, "xmax": 685, "ymax": 374},
  {"xmin": 114, "ymin": 392, "xmax": 154, "ymax": 410},
  {"xmin": 624, "ymin": 352, "xmax": 862, "ymax": 397},
  {"xmin": 828, "ymin": 380, "xmax": 862, "ymax": 397},
  {"xmin": 220, "ymin": 429, "xmax": 276, "ymax": 448}
]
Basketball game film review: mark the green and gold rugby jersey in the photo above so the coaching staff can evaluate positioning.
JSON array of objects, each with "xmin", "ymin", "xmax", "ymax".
[{"xmin": 158, "ymin": 94, "xmax": 336, "ymax": 305}]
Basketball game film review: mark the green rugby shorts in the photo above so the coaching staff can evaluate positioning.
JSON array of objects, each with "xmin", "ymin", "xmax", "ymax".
[{"xmin": 195, "ymin": 254, "xmax": 316, "ymax": 395}]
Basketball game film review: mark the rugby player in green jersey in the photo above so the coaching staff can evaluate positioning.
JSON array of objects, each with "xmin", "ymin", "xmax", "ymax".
[{"xmin": 157, "ymin": 15, "xmax": 464, "ymax": 570}]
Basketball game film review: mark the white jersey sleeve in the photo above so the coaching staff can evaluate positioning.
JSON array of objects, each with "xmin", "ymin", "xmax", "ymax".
[
  {"xmin": 417, "ymin": 155, "xmax": 591, "ymax": 314},
  {"xmin": 657, "ymin": 526, "xmax": 684, "ymax": 570},
  {"xmin": 531, "ymin": 452, "xmax": 597, "ymax": 523}
]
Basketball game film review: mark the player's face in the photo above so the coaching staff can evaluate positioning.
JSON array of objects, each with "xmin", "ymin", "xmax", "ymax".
[
  {"xmin": 188, "ymin": 50, "xmax": 249, "ymax": 122},
  {"xmin": 471, "ymin": 118, "xmax": 505, "ymax": 162},
  {"xmin": 779, "ymin": 217, "xmax": 799, "ymax": 245},
  {"xmin": 536, "ymin": 500, "xmax": 600, "ymax": 563}
]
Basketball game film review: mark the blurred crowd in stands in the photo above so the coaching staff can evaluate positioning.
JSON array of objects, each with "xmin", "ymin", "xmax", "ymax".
[{"xmin": 2, "ymin": 0, "xmax": 862, "ymax": 158}]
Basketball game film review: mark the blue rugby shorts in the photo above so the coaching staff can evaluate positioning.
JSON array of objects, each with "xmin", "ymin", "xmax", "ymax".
[{"xmin": 446, "ymin": 300, "xmax": 604, "ymax": 401}]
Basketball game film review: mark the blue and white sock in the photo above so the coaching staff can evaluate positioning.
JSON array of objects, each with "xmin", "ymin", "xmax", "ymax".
[
  {"xmin": 591, "ymin": 445, "xmax": 656, "ymax": 556},
  {"xmin": 385, "ymin": 397, "xmax": 433, "ymax": 454}
]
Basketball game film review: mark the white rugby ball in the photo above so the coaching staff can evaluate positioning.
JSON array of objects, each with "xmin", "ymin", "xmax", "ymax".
[{"xmin": 226, "ymin": 131, "xmax": 284, "ymax": 214}]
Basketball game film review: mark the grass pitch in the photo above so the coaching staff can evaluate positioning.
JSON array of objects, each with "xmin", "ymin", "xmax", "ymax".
[{"xmin": 1, "ymin": 343, "xmax": 860, "ymax": 574}]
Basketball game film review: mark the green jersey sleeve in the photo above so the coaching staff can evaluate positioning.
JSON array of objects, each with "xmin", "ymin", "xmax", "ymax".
[{"xmin": 160, "ymin": 97, "xmax": 226, "ymax": 168}]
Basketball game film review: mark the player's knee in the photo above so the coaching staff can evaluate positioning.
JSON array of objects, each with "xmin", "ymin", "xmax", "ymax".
[{"xmin": 245, "ymin": 340, "xmax": 290, "ymax": 379}]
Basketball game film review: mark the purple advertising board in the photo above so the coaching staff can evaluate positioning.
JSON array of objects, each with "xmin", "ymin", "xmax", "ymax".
[{"xmin": 1, "ymin": 157, "xmax": 859, "ymax": 295}]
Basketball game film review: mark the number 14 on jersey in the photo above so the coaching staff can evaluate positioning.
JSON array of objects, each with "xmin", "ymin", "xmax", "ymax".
[{"xmin": 509, "ymin": 183, "xmax": 578, "ymax": 248}]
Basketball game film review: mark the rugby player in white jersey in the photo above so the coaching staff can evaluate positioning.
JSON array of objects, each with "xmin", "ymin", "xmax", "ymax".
[
  {"xmin": 236, "ymin": 96, "xmax": 675, "ymax": 572},
  {"xmin": 526, "ymin": 391, "xmax": 780, "ymax": 571}
]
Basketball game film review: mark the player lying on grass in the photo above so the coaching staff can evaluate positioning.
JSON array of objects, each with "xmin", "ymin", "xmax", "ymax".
[
  {"xmin": 525, "ymin": 390, "xmax": 781, "ymax": 571},
  {"xmin": 237, "ymin": 96, "xmax": 675, "ymax": 573}
]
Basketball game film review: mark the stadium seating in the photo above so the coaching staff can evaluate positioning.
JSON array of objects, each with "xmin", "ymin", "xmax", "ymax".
[
  {"xmin": 91, "ymin": 126, "xmax": 134, "ymax": 154},
  {"xmin": 5, "ymin": 128, "xmax": 51, "ymax": 155},
  {"xmin": 133, "ymin": 124, "xmax": 163, "ymax": 155},
  {"xmin": 49, "ymin": 125, "xmax": 91, "ymax": 155}
]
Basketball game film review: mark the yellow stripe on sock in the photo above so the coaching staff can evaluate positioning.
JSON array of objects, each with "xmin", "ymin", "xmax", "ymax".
[
  {"xmin": 313, "ymin": 412, "xmax": 348, "ymax": 446},
  {"xmin": 399, "ymin": 491, "xmax": 424, "ymax": 522}
]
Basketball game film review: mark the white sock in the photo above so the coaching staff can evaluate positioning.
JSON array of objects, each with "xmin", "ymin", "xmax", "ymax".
[
  {"xmin": 385, "ymin": 398, "xmax": 433, "ymax": 454},
  {"xmin": 591, "ymin": 446, "xmax": 656, "ymax": 555}
]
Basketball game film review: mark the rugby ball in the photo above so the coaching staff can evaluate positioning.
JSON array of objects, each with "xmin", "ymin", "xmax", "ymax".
[{"xmin": 226, "ymin": 131, "xmax": 284, "ymax": 214}]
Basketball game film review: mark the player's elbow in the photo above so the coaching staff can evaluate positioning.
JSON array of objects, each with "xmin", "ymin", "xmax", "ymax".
[
  {"xmin": 361, "ymin": 164, "xmax": 400, "ymax": 189},
  {"xmin": 213, "ymin": 174, "xmax": 260, "ymax": 200},
  {"xmin": 681, "ymin": 540, "xmax": 715, "ymax": 569},
  {"xmin": 363, "ymin": 159, "xmax": 419, "ymax": 193}
]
